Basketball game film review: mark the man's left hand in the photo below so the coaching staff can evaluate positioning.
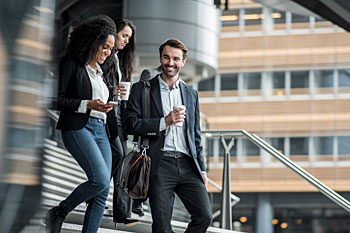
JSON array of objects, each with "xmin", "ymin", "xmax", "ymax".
[{"xmin": 202, "ymin": 172, "xmax": 208, "ymax": 187}]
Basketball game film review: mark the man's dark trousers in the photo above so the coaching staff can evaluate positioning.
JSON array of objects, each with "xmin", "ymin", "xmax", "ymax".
[{"xmin": 148, "ymin": 155, "xmax": 212, "ymax": 233}]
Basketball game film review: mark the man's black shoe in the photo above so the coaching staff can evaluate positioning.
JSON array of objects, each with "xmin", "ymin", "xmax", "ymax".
[
  {"xmin": 132, "ymin": 201, "xmax": 144, "ymax": 217},
  {"xmin": 132, "ymin": 207, "xmax": 144, "ymax": 217},
  {"xmin": 43, "ymin": 206, "xmax": 68, "ymax": 233},
  {"xmin": 123, "ymin": 218, "xmax": 139, "ymax": 226}
]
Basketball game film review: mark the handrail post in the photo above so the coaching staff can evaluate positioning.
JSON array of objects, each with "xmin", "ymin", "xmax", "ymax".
[{"xmin": 220, "ymin": 136, "xmax": 235, "ymax": 229}]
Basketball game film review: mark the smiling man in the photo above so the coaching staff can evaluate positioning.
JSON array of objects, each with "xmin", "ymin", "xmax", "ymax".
[{"xmin": 124, "ymin": 39, "xmax": 212, "ymax": 233}]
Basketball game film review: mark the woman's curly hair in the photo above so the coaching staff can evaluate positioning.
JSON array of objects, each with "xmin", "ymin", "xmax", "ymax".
[
  {"xmin": 65, "ymin": 15, "xmax": 117, "ymax": 65},
  {"xmin": 102, "ymin": 18, "xmax": 136, "ymax": 84}
]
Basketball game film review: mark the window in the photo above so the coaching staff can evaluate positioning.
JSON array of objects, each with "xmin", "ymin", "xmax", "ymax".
[
  {"xmin": 206, "ymin": 138, "xmax": 215, "ymax": 157},
  {"xmin": 291, "ymin": 71, "xmax": 309, "ymax": 94},
  {"xmin": 273, "ymin": 71, "xmax": 285, "ymax": 95},
  {"xmin": 270, "ymin": 138, "xmax": 285, "ymax": 154},
  {"xmin": 291, "ymin": 13, "xmax": 309, "ymax": 23},
  {"xmin": 244, "ymin": 8, "xmax": 262, "ymax": 26},
  {"xmin": 313, "ymin": 136, "xmax": 333, "ymax": 155},
  {"xmin": 291, "ymin": 71, "xmax": 309, "ymax": 88},
  {"xmin": 314, "ymin": 70, "xmax": 333, "ymax": 88},
  {"xmin": 291, "ymin": 12, "xmax": 310, "ymax": 29},
  {"xmin": 221, "ymin": 73, "xmax": 238, "ymax": 90},
  {"xmin": 243, "ymin": 72, "xmax": 261, "ymax": 95},
  {"xmin": 290, "ymin": 137, "xmax": 308, "ymax": 156},
  {"xmin": 273, "ymin": 72, "xmax": 285, "ymax": 89},
  {"xmin": 221, "ymin": 9, "xmax": 239, "ymax": 27},
  {"xmin": 242, "ymin": 139, "xmax": 259, "ymax": 156},
  {"xmin": 272, "ymin": 9, "xmax": 286, "ymax": 25},
  {"xmin": 198, "ymin": 76, "xmax": 215, "ymax": 91},
  {"xmin": 339, "ymin": 69, "xmax": 350, "ymax": 87},
  {"xmin": 338, "ymin": 136, "xmax": 350, "ymax": 155}
]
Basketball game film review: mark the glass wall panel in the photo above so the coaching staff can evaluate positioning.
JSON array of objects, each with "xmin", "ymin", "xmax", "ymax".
[
  {"xmin": 338, "ymin": 69, "xmax": 350, "ymax": 93},
  {"xmin": 243, "ymin": 72, "xmax": 261, "ymax": 96},
  {"xmin": 242, "ymin": 138, "xmax": 259, "ymax": 162},
  {"xmin": 198, "ymin": 76, "xmax": 215, "ymax": 91},
  {"xmin": 338, "ymin": 136, "xmax": 350, "ymax": 161},
  {"xmin": 221, "ymin": 73, "xmax": 238, "ymax": 96},
  {"xmin": 291, "ymin": 70, "xmax": 309, "ymax": 94},
  {"xmin": 313, "ymin": 136, "xmax": 333, "ymax": 155},
  {"xmin": 290, "ymin": 137, "xmax": 308, "ymax": 161},
  {"xmin": 314, "ymin": 136, "xmax": 333, "ymax": 161},
  {"xmin": 314, "ymin": 69, "xmax": 333, "ymax": 94},
  {"xmin": 221, "ymin": 9, "xmax": 240, "ymax": 27},
  {"xmin": 206, "ymin": 138, "xmax": 215, "ymax": 157},
  {"xmin": 244, "ymin": 8, "xmax": 262, "ymax": 31},
  {"xmin": 291, "ymin": 13, "xmax": 310, "ymax": 29},
  {"xmin": 272, "ymin": 9, "xmax": 286, "ymax": 30},
  {"xmin": 270, "ymin": 137, "xmax": 285, "ymax": 162},
  {"xmin": 270, "ymin": 137, "xmax": 284, "ymax": 153},
  {"xmin": 273, "ymin": 71, "xmax": 285, "ymax": 95}
]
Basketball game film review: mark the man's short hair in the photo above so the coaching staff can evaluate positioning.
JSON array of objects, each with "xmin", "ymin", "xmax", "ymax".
[{"xmin": 159, "ymin": 39, "xmax": 188, "ymax": 60}]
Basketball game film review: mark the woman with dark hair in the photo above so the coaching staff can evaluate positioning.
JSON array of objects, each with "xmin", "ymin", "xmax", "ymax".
[
  {"xmin": 44, "ymin": 15, "xmax": 117, "ymax": 233},
  {"xmin": 101, "ymin": 19, "xmax": 142, "ymax": 226}
]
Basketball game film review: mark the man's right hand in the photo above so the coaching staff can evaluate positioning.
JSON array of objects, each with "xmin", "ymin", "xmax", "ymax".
[
  {"xmin": 87, "ymin": 99, "xmax": 113, "ymax": 113},
  {"xmin": 165, "ymin": 108, "xmax": 186, "ymax": 127}
]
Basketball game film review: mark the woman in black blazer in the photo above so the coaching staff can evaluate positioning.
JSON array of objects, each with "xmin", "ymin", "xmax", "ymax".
[{"xmin": 44, "ymin": 15, "xmax": 117, "ymax": 233}]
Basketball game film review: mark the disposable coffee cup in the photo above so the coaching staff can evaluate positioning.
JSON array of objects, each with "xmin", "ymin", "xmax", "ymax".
[
  {"xmin": 173, "ymin": 105, "xmax": 186, "ymax": 127},
  {"xmin": 119, "ymin": 82, "xmax": 131, "ymax": 101}
]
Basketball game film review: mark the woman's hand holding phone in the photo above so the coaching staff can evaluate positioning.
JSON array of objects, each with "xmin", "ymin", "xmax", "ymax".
[
  {"xmin": 87, "ymin": 99, "xmax": 114, "ymax": 113},
  {"xmin": 106, "ymin": 101, "xmax": 118, "ymax": 105}
]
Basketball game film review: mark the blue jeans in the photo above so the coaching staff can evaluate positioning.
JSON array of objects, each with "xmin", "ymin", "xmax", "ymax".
[{"xmin": 60, "ymin": 117, "xmax": 112, "ymax": 233}]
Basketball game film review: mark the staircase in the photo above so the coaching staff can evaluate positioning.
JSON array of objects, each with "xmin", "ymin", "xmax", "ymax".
[{"xmin": 19, "ymin": 138, "xmax": 243, "ymax": 233}]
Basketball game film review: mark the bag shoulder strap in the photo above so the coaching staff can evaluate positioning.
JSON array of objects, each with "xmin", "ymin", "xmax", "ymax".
[{"xmin": 141, "ymin": 80, "xmax": 151, "ymax": 148}]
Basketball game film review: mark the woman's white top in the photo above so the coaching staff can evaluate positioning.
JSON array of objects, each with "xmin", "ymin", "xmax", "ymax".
[{"xmin": 77, "ymin": 63, "xmax": 109, "ymax": 122}]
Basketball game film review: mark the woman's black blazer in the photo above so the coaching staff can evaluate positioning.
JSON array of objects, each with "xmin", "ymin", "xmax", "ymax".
[{"xmin": 56, "ymin": 56, "xmax": 93, "ymax": 130}]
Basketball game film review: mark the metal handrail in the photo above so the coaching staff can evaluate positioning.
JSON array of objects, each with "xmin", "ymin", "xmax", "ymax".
[
  {"xmin": 207, "ymin": 178, "xmax": 240, "ymax": 205},
  {"xmin": 46, "ymin": 109, "xmax": 59, "ymax": 122},
  {"xmin": 202, "ymin": 129, "xmax": 350, "ymax": 229},
  {"xmin": 208, "ymin": 178, "xmax": 240, "ymax": 219}
]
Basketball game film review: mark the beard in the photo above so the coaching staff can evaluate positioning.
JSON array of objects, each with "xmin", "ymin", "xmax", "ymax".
[{"xmin": 161, "ymin": 64, "xmax": 180, "ymax": 78}]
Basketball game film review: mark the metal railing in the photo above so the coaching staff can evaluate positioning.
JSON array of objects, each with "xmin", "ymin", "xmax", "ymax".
[
  {"xmin": 202, "ymin": 129, "xmax": 350, "ymax": 230},
  {"xmin": 208, "ymin": 178, "xmax": 240, "ymax": 220}
]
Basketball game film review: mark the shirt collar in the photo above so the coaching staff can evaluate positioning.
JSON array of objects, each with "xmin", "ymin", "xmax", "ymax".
[
  {"xmin": 158, "ymin": 75, "xmax": 181, "ymax": 90},
  {"xmin": 85, "ymin": 63, "xmax": 103, "ymax": 78}
]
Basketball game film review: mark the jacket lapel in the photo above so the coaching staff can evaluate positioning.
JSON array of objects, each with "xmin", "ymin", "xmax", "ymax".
[
  {"xmin": 150, "ymin": 76, "xmax": 164, "ymax": 117},
  {"xmin": 180, "ymin": 81, "xmax": 190, "ymax": 128}
]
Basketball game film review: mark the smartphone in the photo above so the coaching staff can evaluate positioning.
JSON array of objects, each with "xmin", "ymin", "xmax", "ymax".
[{"xmin": 107, "ymin": 101, "xmax": 118, "ymax": 105}]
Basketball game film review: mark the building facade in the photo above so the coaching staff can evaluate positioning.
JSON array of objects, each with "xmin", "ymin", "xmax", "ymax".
[{"xmin": 196, "ymin": 0, "xmax": 350, "ymax": 232}]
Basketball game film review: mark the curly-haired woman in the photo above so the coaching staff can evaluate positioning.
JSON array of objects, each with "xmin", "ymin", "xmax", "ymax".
[
  {"xmin": 101, "ymin": 19, "xmax": 142, "ymax": 226},
  {"xmin": 44, "ymin": 15, "xmax": 117, "ymax": 233}
]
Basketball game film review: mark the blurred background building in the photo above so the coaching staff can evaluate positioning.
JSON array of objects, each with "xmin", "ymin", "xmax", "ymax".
[
  {"xmin": 196, "ymin": 0, "xmax": 350, "ymax": 232},
  {"xmin": 0, "ymin": 0, "xmax": 349, "ymax": 233},
  {"xmin": 0, "ymin": 0, "xmax": 55, "ymax": 232}
]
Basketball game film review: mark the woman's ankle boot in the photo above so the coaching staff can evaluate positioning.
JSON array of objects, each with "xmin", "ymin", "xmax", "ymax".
[{"xmin": 44, "ymin": 205, "xmax": 68, "ymax": 233}]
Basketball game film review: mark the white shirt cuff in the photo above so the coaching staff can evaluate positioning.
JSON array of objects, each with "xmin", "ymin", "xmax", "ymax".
[
  {"xmin": 159, "ymin": 117, "xmax": 166, "ymax": 131},
  {"xmin": 77, "ymin": 100, "xmax": 88, "ymax": 113}
]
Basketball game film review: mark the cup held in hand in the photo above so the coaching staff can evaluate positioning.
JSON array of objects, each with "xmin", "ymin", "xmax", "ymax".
[
  {"xmin": 173, "ymin": 105, "xmax": 186, "ymax": 127},
  {"xmin": 119, "ymin": 81, "xmax": 131, "ymax": 101}
]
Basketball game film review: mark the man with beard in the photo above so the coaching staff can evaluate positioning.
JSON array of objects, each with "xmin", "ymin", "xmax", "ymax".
[{"xmin": 124, "ymin": 39, "xmax": 212, "ymax": 233}]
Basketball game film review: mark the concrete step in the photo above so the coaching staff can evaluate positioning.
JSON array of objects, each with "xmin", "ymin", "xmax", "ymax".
[{"xmin": 20, "ymin": 199, "xmax": 244, "ymax": 233}]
